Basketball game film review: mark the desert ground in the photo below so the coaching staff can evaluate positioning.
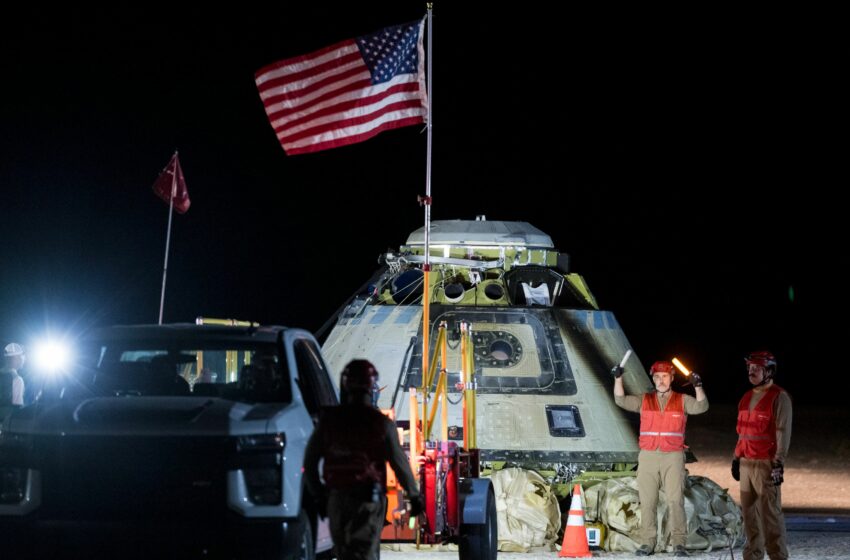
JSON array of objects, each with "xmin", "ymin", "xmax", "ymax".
[{"xmin": 685, "ymin": 404, "xmax": 850, "ymax": 513}]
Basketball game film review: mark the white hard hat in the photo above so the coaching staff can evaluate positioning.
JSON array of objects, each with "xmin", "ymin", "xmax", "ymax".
[{"xmin": 4, "ymin": 342, "xmax": 25, "ymax": 357}]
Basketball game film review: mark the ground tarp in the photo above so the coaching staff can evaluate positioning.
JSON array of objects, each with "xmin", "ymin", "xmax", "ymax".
[
  {"xmin": 490, "ymin": 467, "xmax": 562, "ymax": 552},
  {"xmin": 582, "ymin": 474, "xmax": 744, "ymax": 553}
]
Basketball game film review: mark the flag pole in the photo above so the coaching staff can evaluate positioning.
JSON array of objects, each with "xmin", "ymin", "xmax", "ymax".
[
  {"xmin": 419, "ymin": 5, "xmax": 434, "ymax": 441},
  {"xmin": 158, "ymin": 151, "xmax": 178, "ymax": 324}
]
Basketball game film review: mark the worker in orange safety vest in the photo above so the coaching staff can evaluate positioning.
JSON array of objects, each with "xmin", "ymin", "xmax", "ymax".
[
  {"xmin": 304, "ymin": 359, "xmax": 423, "ymax": 560},
  {"xmin": 732, "ymin": 350, "xmax": 792, "ymax": 560},
  {"xmin": 613, "ymin": 360, "xmax": 708, "ymax": 557}
]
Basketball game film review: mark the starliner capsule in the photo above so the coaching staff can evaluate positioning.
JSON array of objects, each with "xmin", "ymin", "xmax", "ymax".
[{"xmin": 321, "ymin": 218, "xmax": 653, "ymax": 483}]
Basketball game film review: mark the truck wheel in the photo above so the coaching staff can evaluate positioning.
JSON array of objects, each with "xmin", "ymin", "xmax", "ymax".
[
  {"xmin": 458, "ymin": 486, "xmax": 497, "ymax": 560},
  {"xmin": 294, "ymin": 509, "xmax": 316, "ymax": 560},
  {"xmin": 236, "ymin": 510, "xmax": 315, "ymax": 560}
]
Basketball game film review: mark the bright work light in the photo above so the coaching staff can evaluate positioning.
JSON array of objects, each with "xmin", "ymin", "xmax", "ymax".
[{"xmin": 32, "ymin": 340, "xmax": 72, "ymax": 373}]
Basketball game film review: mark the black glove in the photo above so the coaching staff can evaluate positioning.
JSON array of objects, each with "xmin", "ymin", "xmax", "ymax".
[
  {"xmin": 731, "ymin": 458, "xmax": 740, "ymax": 481},
  {"xmin": 690, "ymin": 372, "xmax": 703, "ymax": 387},
  {"xmin": 771, "ymin": 461, "xmax": 784, "ymax": 486},
  {"xmin": 408, "ymin": 494, "xmax": 425, "ymax": 517},
  {"xmin": 610, "ymin": 365, "xmax": 624, "ymax": 379}
]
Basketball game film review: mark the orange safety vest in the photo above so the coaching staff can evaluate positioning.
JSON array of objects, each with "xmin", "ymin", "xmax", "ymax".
[
  {"xmin": 639, "ymin": 391, "xmax": 687, "ymax": 452},
  {"xmin": 320, "ymin": 405, "xmax": 389, "ymax": 489},
  {"xmin": 735, "ymin": 384, "xmax": 783, "ymax": 460}
]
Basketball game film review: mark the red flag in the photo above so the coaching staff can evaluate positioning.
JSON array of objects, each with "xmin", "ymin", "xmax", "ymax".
[
  {"xmin": 151, "ymin": 152, "xmax": 190, "ymax": 214},
  {"xmin": 254, "ymin": 20, "xmax": 427, "ymax": 155}
]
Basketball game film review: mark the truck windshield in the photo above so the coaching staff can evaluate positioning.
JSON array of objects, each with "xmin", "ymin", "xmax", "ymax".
[{"xmin": 72, "ymin": 339, "xmax": 292, "ymax": 404}]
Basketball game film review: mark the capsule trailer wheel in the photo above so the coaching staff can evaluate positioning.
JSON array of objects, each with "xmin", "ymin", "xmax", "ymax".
[{"xmin": 458, "ymin": 485, "xmax": 497, "ymax": 560}]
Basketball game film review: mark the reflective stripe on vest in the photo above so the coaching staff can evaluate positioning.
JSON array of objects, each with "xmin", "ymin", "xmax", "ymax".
[
  {"xmin": 639, "ymin": 391, "xmax": 687, "ymax": 452},
  {"xmin": 735, "ymin": 384, "xmax": 782, "ymax": 460}
]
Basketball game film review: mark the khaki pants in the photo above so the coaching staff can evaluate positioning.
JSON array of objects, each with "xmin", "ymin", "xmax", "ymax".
[
  {"xmin": 740, "ymin": 458, "xmax": 788, "ymax": 560},
  {"xmin": 637, "ymin": 449, "xmax": 687, "ymax": 550},
  {"xmin": 328, "ymin": 485, "xmax": 387, "ymax": 560}
]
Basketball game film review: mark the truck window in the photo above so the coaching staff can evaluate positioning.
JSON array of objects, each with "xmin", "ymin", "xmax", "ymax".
[{"xmin": 293, "ymin": 339, "xmax": 337, "ymax": 416}]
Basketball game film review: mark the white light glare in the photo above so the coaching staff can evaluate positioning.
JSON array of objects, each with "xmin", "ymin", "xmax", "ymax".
[{"xmin": 33, "ymin": 340, "xmax": 72, "ymax": 372}]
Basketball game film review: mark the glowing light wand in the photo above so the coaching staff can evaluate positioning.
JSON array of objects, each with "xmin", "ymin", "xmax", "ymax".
[{"xmin": 672, "ymin": 357, "xmax": 690, "ymax": 376}]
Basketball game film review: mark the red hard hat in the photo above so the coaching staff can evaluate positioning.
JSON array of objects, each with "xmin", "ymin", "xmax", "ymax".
[
  {"xmin": 745, "ymin": 351, "xmax": 777, "ymax": 369},
  {"xmin": 341, "ymin": 359, "xmax": 379, "ymax": 393},
  {"xmin": 649, "ymin": 360, "xmax": 675, "ymax": 375}
]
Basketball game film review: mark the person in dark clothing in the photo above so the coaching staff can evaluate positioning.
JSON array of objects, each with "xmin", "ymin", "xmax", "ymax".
[{"xmin": 304, "ymin": 359, "xmax": 423, "ymax": 560}]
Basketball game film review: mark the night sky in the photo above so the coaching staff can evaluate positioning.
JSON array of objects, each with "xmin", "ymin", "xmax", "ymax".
[{"xmin": 1, "ymin": 5, "xmax": 842, "ymax": 403}]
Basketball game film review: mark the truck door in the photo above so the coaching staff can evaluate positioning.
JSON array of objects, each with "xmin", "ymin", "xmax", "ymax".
[{"xmin": 290, "ymin": 336, "xmax": 337, "ymax": 421}]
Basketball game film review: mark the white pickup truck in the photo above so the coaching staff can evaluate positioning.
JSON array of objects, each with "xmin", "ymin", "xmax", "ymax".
[{"xmin": 0, "ymin": 322, "xmax": 337, "ymax": 559}]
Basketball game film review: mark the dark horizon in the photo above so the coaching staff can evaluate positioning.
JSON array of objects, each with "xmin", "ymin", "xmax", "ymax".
[{"xmin": 1, "ymin": 5, "xmax": 842, "ymax": 403}]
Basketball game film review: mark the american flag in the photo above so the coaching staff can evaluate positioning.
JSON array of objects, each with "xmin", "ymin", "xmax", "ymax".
[{"xmin": 255, "ymin": 20, "xmax": 427, "ymax": 155}]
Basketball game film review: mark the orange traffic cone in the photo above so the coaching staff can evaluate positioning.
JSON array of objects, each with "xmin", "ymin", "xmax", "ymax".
[{"xmin": 559, "ymin": 483, "xmax": 592, "ymax": 557}]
